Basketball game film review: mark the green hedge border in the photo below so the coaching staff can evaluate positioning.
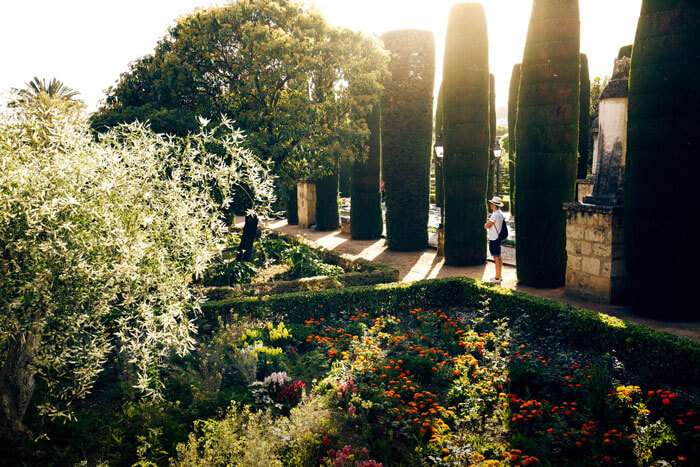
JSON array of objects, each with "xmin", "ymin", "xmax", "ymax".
[
  {"xmin": 208, "ymin": 230, "xmax": 398, "ymax": 298},
  {"xmin": 200, "ymin": 276, "xmax": 699, "ymax": 387}
]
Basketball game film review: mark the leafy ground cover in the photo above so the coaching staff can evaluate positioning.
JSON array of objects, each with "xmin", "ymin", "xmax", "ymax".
[{"xmin": 10, "ymin": 301, "xmax": 698, "ymax": 466}]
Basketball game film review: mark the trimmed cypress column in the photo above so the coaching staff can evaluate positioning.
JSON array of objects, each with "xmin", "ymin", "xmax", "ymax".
[
  {"xmin": 577, "ymin": 53, "xmax": 591, "ymax": 179},
  {"xmin": 515, "ymin": 0, "xmax": 580, "ymax": 287},
  {"xmin": 487, "ymin": 73, "xmax": 496, "ymax": 200},
  {"xmin": 381, "ymin": 29, "xmax": 435, "ymax": 251},
  {"xmin": 617, "ymin": 44, "xmax": 633, "ymax": 59},
  {"xmin": 286, "ymin": 184, "xmax": 298, "ymax": 225},
  {"xmin": 442, "ymin": 3, "xmax": 490, "ymax": 265},
  {"xmin": 624, "ymin": 0, "xmax": 700, "ymax": 318},
  {"xmin": 351, "ymin": 104, "xmax": 383, "ymax": 240},
  {"xmin": 315, "ymin": 172, "xmax": 340, "ymax": 231},
  {"xmin": 435, "ymin": 84, "xmax": 444, "ymax": 209},
  {"xmin": 508, "ymin": 63, "xmax": 521, "ymax": 214}
]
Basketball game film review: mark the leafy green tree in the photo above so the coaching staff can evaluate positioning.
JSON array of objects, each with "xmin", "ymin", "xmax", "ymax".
[
  {"xmin": 508, "ymin": 64, "xmax": 521, "ymax": 213},
  {"xmin": 91, "ymin": 0, "xmax": 387, "ymax": 254},
  {"xmin": 0, "ymin": 99, "xmax": 274, "ymax": 443},
  {"xmin": 624, "ymin": 0, "xmax": 699, "ymax": 318},
  {"xmin": 515, "ymin": 0, "xmax": 580, "ymax": 287},
  {"xmin": 442, "ymin": 3, "xmax": 490, "ymax": 265},
  {"xmin": 577, "ymin": 53, "xmax": 591, "ymax": 179},
  {"xmin": 381, "ymin": 29, "xmax": 435, "ymax": 252},
  {"xmin": 351, "ymin": 105, "xmax": 383, "ymax": 239},
  {"xmin": 589, "ymin": 75, "xmax": 611, "ymax": 122}
]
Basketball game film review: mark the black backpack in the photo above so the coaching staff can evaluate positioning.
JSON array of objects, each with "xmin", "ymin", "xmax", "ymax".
[{"xmin": 496, "ymin": 215, "xmax": 508, "ymax": 241}]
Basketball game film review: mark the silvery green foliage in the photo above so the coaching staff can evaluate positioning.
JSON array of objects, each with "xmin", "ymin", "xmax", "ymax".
[{"xmin": 0, "ymin": 100, "xmax": 274, "ymax": 420}]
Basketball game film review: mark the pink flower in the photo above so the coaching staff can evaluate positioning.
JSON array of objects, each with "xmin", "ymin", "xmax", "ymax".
[{"xmin": 348, "ymin": 405, "xmax": 357, "ymax": 416}]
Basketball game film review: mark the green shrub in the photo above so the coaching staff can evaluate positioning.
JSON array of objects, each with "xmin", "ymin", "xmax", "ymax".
[
  {"xmin": 508, "ymin": 63, "xmax": 521, "ymax": 214},
  {"xmin": 624, "ymin": 0, "xmax": 700, "ymax": 318},
  {"xmin": 514, "ymin": 0, "xmax": 580, "ymax": 287},
  {"xmin": 577, "ymin": 53, "xmax": 591, "ymax": 179},
  {"xmin": 442, "ymin": 3, "xmax": 490, "ymax": 265},
  {"xmin": 487, "ymin": 73, "xmax": 497, "ymax": 200},
  {"xmin": 381, "ymin": 29, "xmax": 434, "ymax": 251},
  {"xmin": 315, "ymin": 172, "xmax": 340, "ymax": 231},
  {"xmin": 350, "ymin": 105, "xmax": 383, "ymax": 240}
]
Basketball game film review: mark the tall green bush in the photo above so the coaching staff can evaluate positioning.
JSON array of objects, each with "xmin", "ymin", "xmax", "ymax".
[
  {"xmin": 442, "ymin": 3, "xmax": 490, "ymax": 265},
  {"xmin": 618, "ymin": 44, "xmax": 633, "ymax": 59},
  {"xmin": 315, "ymin": 173, "xmax": 339, "ymax": 231},
  {"xmin": 515, "ymin": 0, "xmax": 580, "ymax": 287},
  {"xmin": 381, "ymin": 29, "xmax": 435, "ymax": 251},
  {"xmin": 351, "ymin": 105, "xmax": 383, "ymax": 240},
  {"xmin": 286, "ymin": 184, "xmax": 298, "ymax": 225},
  {"xmin": 508, "ymin": 64, "xmax": 521, "ymax": 213},
  {"xmin": 435, "ymin": 84, "xmax": 444, "ymax": 209},
  {"xmin": 577, "ymin": 53, "xmax": 591, "ymax": 179},
  {"xmin": 487, "ymin": 73, "xmax": 497, "ymax": 200},
  {"xmin": 624, "ymin": 0, "xmax": 699, "ymax": 318}
]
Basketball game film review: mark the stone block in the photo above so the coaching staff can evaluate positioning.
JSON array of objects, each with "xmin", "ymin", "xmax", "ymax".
[
  {"xmin": 585, "ymin": 226, "xmax": 609, "ymax": 243},
  {"xmin": 588, "ymin": 275, "xmax": 611, "ymax": 298},
  {"xmin": 582, "ymin": 257, "xmax": 600, "ymax": 275},
  {"xmin": 581, "ymin": 241, "xmax": 593, "ymax": 256},
  {"xmin": 568, "ymin": 225, "xmax": 584, "ymax": 240},
  {"xmin": 601, "ymin": 261, "xmax": 611, "ymax": 278},
  {"xmin": 592, "ymin": 243, "xmax": 610, "ymax": 258},
  {"xmin": 568, "ymin": 256, "xmax": 582, "ymax": 271}
]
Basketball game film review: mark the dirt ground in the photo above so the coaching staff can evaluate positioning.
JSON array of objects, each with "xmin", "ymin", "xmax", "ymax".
[{"xmin": 241, "ymin": 218, "xmax": 700, "ymax": 343}]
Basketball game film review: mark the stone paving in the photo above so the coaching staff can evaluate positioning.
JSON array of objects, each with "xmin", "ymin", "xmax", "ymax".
[{"xmin": 239, "ymin": 216, "xmax": 700, "ymax": 343}]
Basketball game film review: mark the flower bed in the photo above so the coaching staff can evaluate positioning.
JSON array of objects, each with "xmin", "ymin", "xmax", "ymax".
[{"xmin": 177, "ymin": 303, "xmax": 698, "ymax": 465}]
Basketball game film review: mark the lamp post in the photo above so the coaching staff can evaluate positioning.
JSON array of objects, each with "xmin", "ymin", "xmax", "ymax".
[
  {"xmin": 433, "ymin": 136, "xmax": 444, "ymax": 227},
  {"xmin": 492, "ymin": 141, "xmax": 502, "ymax": 195}
]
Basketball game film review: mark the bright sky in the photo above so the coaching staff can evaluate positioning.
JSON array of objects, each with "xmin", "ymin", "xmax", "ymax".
[{"xmin": 0, "ymin": 0, "xmax": 642, "ymax": 116}]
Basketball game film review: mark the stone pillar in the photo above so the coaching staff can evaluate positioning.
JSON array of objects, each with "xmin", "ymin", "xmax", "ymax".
[
  {"xmin": 297, "ymin": 181, "xmax": 316, "ymax": 228},
  {"xmin": 564, "ymin": 58, "xmax": 630, "ymax": 304},
  {"xmin": 576, "ymin": 179, "xmax": 594, "ymax": 202},
  {"xmin": 583, "ymin": 58, "xmax": 630, "ymax": 207},
  {"xmin": 563, "ymin": 203, "xmax": 626, "ymax": 303},
  {"xmin": 590, "ymin": 117, "xmax": 600, "ymax": 177}
]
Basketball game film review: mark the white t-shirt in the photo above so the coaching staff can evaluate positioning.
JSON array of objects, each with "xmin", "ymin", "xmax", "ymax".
[{"xmin": 488, "ymin": 209, "xmax": 504, "ymax": 241}]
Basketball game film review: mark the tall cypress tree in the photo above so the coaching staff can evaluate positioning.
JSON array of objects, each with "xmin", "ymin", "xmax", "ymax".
[
  {"xmin": 435, "ymin": 84, "xmax": 444, "ymax": 209},
  {"xmin": 381, "ymin": 30, "xmax": 435, "ymax": 251},
  {"xmin": 618, "ymin": 44, "xmax": 633, "ymax": 59},
  {"xmin": 286, "ymin": 184, "xmax": 298, "ymax": 225},
  {"xmin": 442, "ymin": 3, "xmax": 490, "ymax": 266},
  {"xmin": 515, "ymin": 0, "xmax": 580, "ymax": 287},
  {"xmin": 624, "ymin": 0, "xmax": 699, "ymax": 318},
  {"xmin": 508, "ymin": 63, "xmax": 521, "ymax": 214},
  {"xmin": 487, "ymin": 73, "xmax": 497, "ymax": 200},
  {"xmin": 315, "ymin": 172, "xmax": 340, "ymax": 231},
  {"xmin": 351, "ymin": 105, "xmax": 383, "ymax": 240},
  {"xmin": 577, "ymin": 53, "xmax": 591, "ymax": 179}
]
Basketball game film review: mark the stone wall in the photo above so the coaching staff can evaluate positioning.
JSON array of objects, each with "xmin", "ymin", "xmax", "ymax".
[
  {"xmin": 564, "ymin": 203, "xmax": 626, "ymax": 303},
  {"xmin": 576, "ymin": 180, "xmax": 594, "ymax": 202}
]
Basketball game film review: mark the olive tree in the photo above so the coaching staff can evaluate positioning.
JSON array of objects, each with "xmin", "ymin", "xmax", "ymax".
[{"xmin": 0, "ymin": 98, "xmax": 274, "ymax": 442}]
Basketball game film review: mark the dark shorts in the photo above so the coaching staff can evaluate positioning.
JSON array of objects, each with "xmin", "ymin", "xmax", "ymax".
[{"xmin": 489, "ymin": 239, "xmax": 501, "ymax": 257}]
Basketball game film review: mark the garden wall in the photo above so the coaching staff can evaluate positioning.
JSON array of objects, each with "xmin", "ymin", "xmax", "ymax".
[{"xmin": 201, "ymin": 277, "xmax": 699, "ymax": 387}]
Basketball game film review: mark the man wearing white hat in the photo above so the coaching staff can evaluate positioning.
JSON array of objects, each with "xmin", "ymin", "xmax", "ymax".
[{"xmin": 484, "ymin": 196, "xmax": 505, "ymax": 284}]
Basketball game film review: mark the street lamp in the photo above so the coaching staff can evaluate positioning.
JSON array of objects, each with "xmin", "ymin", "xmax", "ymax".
[
  {"xmin": 492, "ymin": 141, "xmax": 502, "ymax": 195},
  {"xmin": 433, "ymin": 135, "xmax": 444, "ymax": 227}
]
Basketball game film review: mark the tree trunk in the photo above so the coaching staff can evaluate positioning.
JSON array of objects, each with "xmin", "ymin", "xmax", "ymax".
[
  {"xmin": 0, "ymin": 331, "xmax": 40, "ymax": 443},
  {"xmin": 236, "ymin": 215, "xmax": 258, "ymax": 262}
]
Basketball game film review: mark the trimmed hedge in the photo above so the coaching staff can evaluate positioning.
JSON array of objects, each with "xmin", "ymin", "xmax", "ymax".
[
  {"xmin": 204, "ymin": 230, "xmax": 399, "ymax": 299},
  {"xmin": 508, "ymin": 64, "xmax": 521, "ymax": 214},
  {"xmin": 442, "ymin": 3, "xmax": 490, "ymax": 266},
  {"xmin": 624, "ymin": 1, "xmax": 700, "ymax": 319},
  {"xmin": 577, "ymin": 53, "xmax": 591, "ymax": 179},
  {"xmin": 200, "ymin": 276, "xmax": 700, "ymax": 387},
  {"xmin": 381, "ymin": 29, "xmax": 435, "ymax": 251},
  {"xmin": 617, "ymin": 44, "xmax": 633, "ymax": 59},
  {"xmin": 351, "ymin": 104, "xmax": 383, "ymax": 240},
  {"xmin": 435, "ymin": 84, "xmax": 444, "ymax": 209},
  {"xmin": 487, "ymin": 73, "xmax": 497, "ymax": 200},
  {"xmin": 315, "ymin": 172, "xmax": 340, "ymax": 231},
  {"xmin": 514, "ymin": 0, "xmax": 580, "ymax": 287}
]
